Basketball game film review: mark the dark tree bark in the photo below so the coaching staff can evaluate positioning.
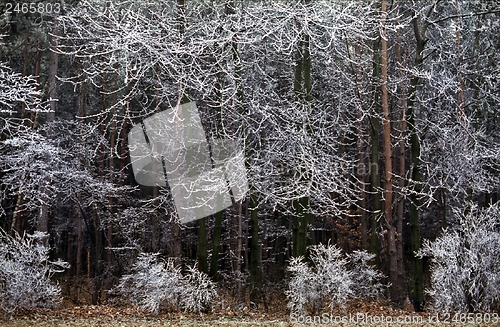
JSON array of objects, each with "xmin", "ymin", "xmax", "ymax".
[
  {"xmin": 249, "ymin": 193, "xmax": 261, "ymax": 304},
  {"xmin": 292, "ymin": 11, "xmax": 312, "ymax": 258},
  {"xmin": 395, "ymin": 0, "xmax": 407, "ymax": 305},
  {"xmin": 210, "ymin": 211, "xmax": 223, "ymax": 279},
  {"xmin": 37, "ymin": 21, "xmax": 59, "ymax": 241},
  {"xmin": 407, "ymin": 8, "xmax": 435, "ymax": 311},
  {"xmin": 370, "ymin": 37, "xmax": 381, "ymax": 260},
  {"xmin": 380, "ymin": 0, "xmax": 404, "ymax": 306},
  {"xmin": 197, "ymin": 218, "xmax": 208, "ymax": 273}
]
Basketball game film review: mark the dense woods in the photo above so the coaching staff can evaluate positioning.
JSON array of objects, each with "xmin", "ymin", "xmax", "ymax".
[{"xmin": 1, "ymin": 0, "xmax": 499, "ymax": 315}]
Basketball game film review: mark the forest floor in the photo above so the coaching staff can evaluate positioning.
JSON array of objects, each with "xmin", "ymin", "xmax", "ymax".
[{"xmin": 1, "ymin": 302, "xmax": 499, "ymax": 326}]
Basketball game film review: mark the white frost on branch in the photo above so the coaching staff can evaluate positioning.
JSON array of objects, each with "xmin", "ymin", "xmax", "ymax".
[{"xmin": 0, "ymin": 63, "xmax": 42, "ymax": 114}]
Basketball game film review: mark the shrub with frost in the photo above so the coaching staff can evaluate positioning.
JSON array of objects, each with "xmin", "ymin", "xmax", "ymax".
[
  {"xmin": 348, "ymin": 250, "xmax": 385, "ymax": 299},
  {"xmin": 309, "ymin": 244, "xmax": 354, "ymax": 310},
  {"xmin": 115, "ymin": 253, "xmax": 217, "ymax": 313},
  {"xmin": 115, "ymin": 253, "xmax": 183, "ymax": 313},
  {"xmin": 417, "ymin": 203, "xmax": 500, "ymax": 312},
  {"xmin": 180, "ymin": 265, "xmax": 217, "ymax": 313},
  {"xmin": 286, "ymin": 243, "xmax": 384, "ymax": 314},
  {"xmin": 0, "ymin": 229, "xmax": 69, "ymax": 315},
  {"xmin": 286, "ymin": 256, "xmax": 319, "ymax": 314}
]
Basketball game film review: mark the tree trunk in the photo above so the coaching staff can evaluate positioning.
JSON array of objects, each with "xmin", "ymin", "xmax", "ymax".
[
  {"xmin": 104, "ymin": 73, "xmax": 118, "ymax": 302},
  {"xmin": 380, "ymin": 0, "xmax": 403, "ymax": 306},
  {"xmin": 354, "ymin": 37, "xmax": 369, "ymax": 250},
  {"xmin": 249, "ymin": 193, "xmax": 261, "ymax": 304},
  {"xmin": 292, "ymin": 16, "xmax": 312, "ymax": 258},
  {"xmin": 210, "ymin": 211, "xmax": 223, "ymax": 279},
  {"xmin": 407, "ymin": 13, "xmax": 431, "ymax": 312},
  {"xmin": 395, "ymin": 0, "xmax": 407, "ymax": 304},
  {"xmin": 30, "ymin": 39, "xmax": 41, "ymax": 128},
  {"xmin": 197, "ymin": 218, "xmax": 208, "ymax": 273},
  {"xmin": 75, "ymin": 193, "xmax": 83, "ymax": 303},
  {"xmin": 74, "ymin": 82, "xmax": 86, "ymax": 303},
  {"xmin": 370, "ymin": 37, "xmax": 381, "ymax": 260},
  {"xmin": 91, "ymin": 205, "xmax": 103, "ymax": 305},
  {"xmin": 169, "ymin": 223, "xmax": 182, "ymax": 265},
  {"xmin": 230, "ymin": 202, "xmax": 243, "ymax": 299},
  {"xmin": 37, "ymin": 20, "xmax": 59, "ymax": 242},
  {"xmin": 168, "ymin": 0, "xmax": 188, "ymax": 266},
  {"xmin": 92, "ymin": 66, "xmax": 110, "ymax": 304}
]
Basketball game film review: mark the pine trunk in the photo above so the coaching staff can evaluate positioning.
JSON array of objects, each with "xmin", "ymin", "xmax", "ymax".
[
  {"xmin": 37, "ymin": 21, "xmax": 59, "ymax": 240},
  {"xmin": 407, "ymin": 15, "xmax": 428, "ymax": 312},
  {"xmin": 380, "ymin": 0, "xmax": 403, "ymax": 305},
  {"xmin": 249, "ymin": 193, "xmax": 261, "ymax": 304}
]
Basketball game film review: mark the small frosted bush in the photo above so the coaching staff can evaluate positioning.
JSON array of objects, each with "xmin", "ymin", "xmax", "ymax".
[
  {"xmin": 286, "ymin": 243, "xmax": 384, "ymax": 314},
  {"xmin": 0, "ymin": 229, "xmax": 69, "ymax": 315},
  {"xmin": 115, "ymin": 253, "xmax": 217, "ymax": 313},
  {"xmin": 417, "ymin": 203, "xmax": 500, "ymax": 312},
  {"xmin": 348, "ymin": 250, "xmax": 385, "ymax": 299},
  {"xmin": 180, "ymin": 265, "xmax": 217, "ymax": 313},
  {"xmin": 286, "ymin": 257, "xmax": 318, "ymax": 314}
]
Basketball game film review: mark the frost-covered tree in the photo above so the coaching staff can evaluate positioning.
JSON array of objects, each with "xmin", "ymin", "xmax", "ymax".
[
  {"xmin": 286, "ymin": 243, "xmax": 384, "ymax": 314},
  {"xmin": 0, "ymin": 229, "xmax": 69, "ymax": 315},
  {"xmin": 412, "ymin": 1, "xmax": 500, "ymax": 216},
  {"xmin": 417, "ymin": 203, "xmax": 500, "ymax": 312}
]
